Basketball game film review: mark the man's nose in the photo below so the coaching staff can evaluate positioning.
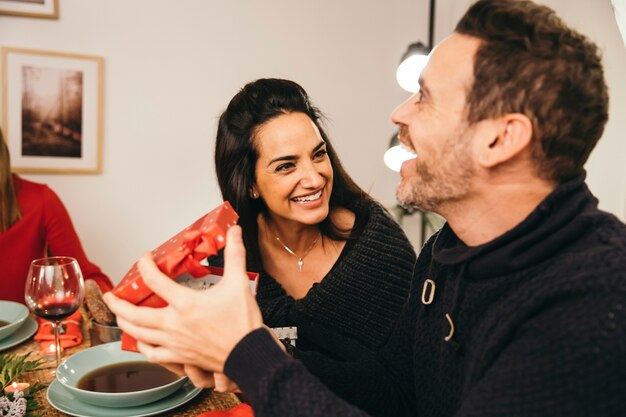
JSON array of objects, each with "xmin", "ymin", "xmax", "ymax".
[{"xmin": 390, "ymin": 94, "xmax": 415, "ymax": 125}]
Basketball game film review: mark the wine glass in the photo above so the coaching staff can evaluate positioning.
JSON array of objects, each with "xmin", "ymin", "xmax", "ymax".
[{"xmin": 24, "ymin": 256, "xmax": 85, "ymax": 369}]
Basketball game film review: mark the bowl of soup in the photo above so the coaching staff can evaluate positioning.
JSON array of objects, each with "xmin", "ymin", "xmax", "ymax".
[
  {"xmin": 0, "ymin": 301, "xmax": 29, "ymax": 341},
  {"xmin": 56, "ymin": 341, "xmax": 187, "ymax": 407}
]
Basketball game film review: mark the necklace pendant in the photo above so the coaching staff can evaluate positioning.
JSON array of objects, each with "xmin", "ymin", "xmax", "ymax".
[{"xmin": 298, "ymin": 258, "xmax": 303, "ymax": 272}]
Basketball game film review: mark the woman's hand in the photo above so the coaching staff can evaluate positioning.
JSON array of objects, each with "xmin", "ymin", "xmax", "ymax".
[{"xmin": 103, "ymin": 225, "xmax": 263, "ymax": 373}]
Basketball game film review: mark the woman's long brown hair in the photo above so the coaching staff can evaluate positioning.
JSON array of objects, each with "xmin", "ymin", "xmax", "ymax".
[{"xmin": 0, "ymin": 128, "xmax": 21, "ymax": 232}]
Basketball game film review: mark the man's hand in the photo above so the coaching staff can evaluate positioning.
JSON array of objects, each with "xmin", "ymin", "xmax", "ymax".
[{"xmin": 103, "ymin": 225, "xmax": 263, "ymax": 374}]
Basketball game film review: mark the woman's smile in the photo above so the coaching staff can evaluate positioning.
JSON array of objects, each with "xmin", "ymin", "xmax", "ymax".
[{"xmin": 291, "ymin": 189, "xmax": 323, "ymax": 205}]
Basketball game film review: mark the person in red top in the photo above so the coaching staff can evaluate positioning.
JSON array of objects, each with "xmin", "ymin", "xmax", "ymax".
[{"xmin": 0, "ymin": 129, "xmax": 112, "ymax": 303}]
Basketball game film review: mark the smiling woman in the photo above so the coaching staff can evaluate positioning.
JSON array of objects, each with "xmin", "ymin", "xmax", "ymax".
[{"xmin": 210, "ymin": 78, "xmax": 416, "ymax": 411}]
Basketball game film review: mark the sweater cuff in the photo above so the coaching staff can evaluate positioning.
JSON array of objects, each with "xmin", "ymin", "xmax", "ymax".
[{"xmin": 224, "ymin": 327, "xmax": 290, "ymax": 397}]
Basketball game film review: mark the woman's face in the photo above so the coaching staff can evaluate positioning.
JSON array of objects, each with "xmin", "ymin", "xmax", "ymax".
[{"xmin": 252, "ymin": 111, "xmax": 333, "ymax": 227}]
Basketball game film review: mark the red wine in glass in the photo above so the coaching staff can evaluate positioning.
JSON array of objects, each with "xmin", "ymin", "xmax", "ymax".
[
  {"xmin": 33, "ymin": 300, "xmax": 80, "ymax": 321},
  {"xmin": 25, "ymin": 256, "xmax": 85, "ymax": 369}
]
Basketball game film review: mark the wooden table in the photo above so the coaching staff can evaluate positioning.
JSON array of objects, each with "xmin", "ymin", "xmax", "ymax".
[{"xmin": 5, "ymin": 314, "xmax": 240, "ymax": 416}]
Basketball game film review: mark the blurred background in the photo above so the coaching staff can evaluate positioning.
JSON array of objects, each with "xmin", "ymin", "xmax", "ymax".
[{"xmin": 1, "ymin": 0, "xmax": 625, "ymax": 283}]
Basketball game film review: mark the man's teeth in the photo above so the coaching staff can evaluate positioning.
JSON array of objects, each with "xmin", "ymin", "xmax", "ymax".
[
  {"xmin": 293, "ymin": 190, "xmax": 322, "ymax": 202},
  {"xmin": 401, "ymin": 143, "xmax": 417, "ymax": 157}
]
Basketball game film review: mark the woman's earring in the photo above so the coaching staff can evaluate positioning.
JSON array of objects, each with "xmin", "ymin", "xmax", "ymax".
[{"xmin": 250, "ymin": 189, "xmax": 259, "ymax": 199}]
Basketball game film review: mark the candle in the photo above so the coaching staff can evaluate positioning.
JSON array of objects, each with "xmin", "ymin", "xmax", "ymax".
[
  {"xmin": 49, "ymin": 343, "xmax": 62, "ymax": 353},
  {"xmin": 4, "ymin": 382, "xmax": 30, "ymax": 396},
  {"xmin": 44, "ymin": 343, "xmax": 63, "ymax": 359}
]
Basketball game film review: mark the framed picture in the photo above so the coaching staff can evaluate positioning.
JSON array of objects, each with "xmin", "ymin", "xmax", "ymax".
[
  {"xmin": 0, "ymin": 0, "xmax": 58, "ymax": 19},
  {"xmin": 2, "ymin": 47, "xmax": 104, "ymax": 174}
]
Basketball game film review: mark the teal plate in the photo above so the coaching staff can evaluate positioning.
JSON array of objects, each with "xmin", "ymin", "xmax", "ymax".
[
  {"xmin": 0, "ymin": 316, "xmax": 37, "ymax": 351},
  {"xmin": 47, "ymin": 379, "xmax": 202, "ymax": 417}
]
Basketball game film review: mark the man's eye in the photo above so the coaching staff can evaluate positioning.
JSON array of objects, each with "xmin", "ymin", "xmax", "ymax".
[{"xmin": 415, "ymin": 91, "xmax": 426, "ymax": 103}]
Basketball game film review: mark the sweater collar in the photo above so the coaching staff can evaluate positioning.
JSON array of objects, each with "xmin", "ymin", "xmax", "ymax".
[{"xmin": 431, "ymin": 174, "xmax": 599, "ymax": 280}]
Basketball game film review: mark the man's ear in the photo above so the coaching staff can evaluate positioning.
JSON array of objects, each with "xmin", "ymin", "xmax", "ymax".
[{"xmin": 477, "ymin": 113, "xmax": 533, "ymax": 168}]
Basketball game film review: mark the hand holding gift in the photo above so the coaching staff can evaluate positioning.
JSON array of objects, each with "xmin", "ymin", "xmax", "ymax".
[
  {"xmin": 104, "ymin": 226, "xmax": 265, "ymax": 380},
  {"xmin": 110, "ymin": 202, "xmax": 252, "ymax": 351}
]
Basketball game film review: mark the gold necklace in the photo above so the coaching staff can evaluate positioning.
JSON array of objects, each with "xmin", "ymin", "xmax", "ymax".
[{"xmin": 275, "ymin": 232, "xmax": 321, "ymax": 272}]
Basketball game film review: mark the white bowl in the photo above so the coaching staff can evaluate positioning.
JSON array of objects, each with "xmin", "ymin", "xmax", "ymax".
[
  {"xmin": 56, "ymin": 341, "xmax": 187, "ymax": 408},
  {"xmin": 0, "ymin": 301, "xmax": 29, "ymax": 341}
]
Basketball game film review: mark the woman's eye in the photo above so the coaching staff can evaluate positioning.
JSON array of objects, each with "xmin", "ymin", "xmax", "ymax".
[
  {"xmin": 415, "ymin": 90, "xmax": 426, "ymax": 103},
  {"xmin": 313, "ymin": 149, "xmax": 327, "ymax": 160},
  {"xmin": 275, "ymin": 163, "xmax": 295, "ymax": 172}
]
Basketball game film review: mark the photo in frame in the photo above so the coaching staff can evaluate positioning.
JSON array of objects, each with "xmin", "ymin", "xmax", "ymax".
[
  {"xmin": 0, "ymin": 0, "xmax": 58, "ymax": 19},
  {"xmin": 1, "ymin": 47, "xmax": 104, "ymax": 174}
]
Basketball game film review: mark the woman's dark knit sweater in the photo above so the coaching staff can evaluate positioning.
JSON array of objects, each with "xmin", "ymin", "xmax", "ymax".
[
  {"xmin": 212, "ymin": 200, "xmax": 416, "ymax": 401},
  {"xmin": 225, "ymin": 176, "xmax": 626, "ymax": 417}
]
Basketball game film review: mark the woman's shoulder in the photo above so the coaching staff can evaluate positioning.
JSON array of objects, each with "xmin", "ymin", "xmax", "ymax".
[
  {"xmin": 15, "ymin": 175, "xmax": 54, "ymax": 195},
  {"xmin": 15, "ymin": 175, "xmax": 59, "ymax": 207},
  {"xmin": 334, "ymin": 198, "xmax": 415, "ymax": 259},
  {"xmin": 337, "ymin": 198, "xmax": 393, "ymax": 224},
  {"xmin": 358, "ymin": 199, "xmax": 408, "ymax": 235},
  {"xmin": 332, "ymin": 198, "xmax": 411, "ymax": 243}
]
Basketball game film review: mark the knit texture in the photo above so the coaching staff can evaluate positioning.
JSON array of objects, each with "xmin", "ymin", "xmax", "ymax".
[
  {"xmin": 257, "ymin": 200, "xmax": 416, "ymax": 354},
  {"xmin": 226, "ymin": 328, "xmax": 371, "ymax": 417},
  {"xmin": 212, "ymin": 200, "xmax": 415, "ymax": 356},
  {"xmin": 213, "ymin": 200, "xmax": 416, "ymax": 407},
  {"xmin": 225, "ymin": 177, "xmax": 626, "ymax": 417}
]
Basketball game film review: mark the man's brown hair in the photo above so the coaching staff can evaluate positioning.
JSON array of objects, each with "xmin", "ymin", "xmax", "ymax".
[{"xmin": 456, "ymin": 0, "xmax": 609, "ymax": 182}]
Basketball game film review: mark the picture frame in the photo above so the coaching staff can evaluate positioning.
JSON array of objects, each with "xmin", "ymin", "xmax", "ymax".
[
  {"xmin": 0, "ymin": 0, "xmax": 58, "ymax": 19},
  {"xmin": 1, "ymin": 47, "xmax": 104, "ymax": 174}
]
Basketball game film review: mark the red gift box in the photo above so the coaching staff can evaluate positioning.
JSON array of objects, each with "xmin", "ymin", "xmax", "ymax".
[
  {"xmin": 112, "ymin": 202, "xmax": 248, "ymax": 351},
  {"xmin": 113, "ymin": 202, "xmax": 237, "ymax": 304},
  {"xmin": 121, "ymin": 266, "xmax": 259, "ymax": 352}
]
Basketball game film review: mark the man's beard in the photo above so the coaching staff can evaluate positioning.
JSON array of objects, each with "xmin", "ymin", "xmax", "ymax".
[{"xmin": 396, "ymin": 132, "xmax": 474, "ymax": 213}]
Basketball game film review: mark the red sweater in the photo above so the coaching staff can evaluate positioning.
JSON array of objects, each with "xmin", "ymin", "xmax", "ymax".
[{"xmin": 0, "ymin": 175, "xmax": 112, "ymax": 303}]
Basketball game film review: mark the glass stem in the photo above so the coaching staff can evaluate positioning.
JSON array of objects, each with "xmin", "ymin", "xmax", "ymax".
[{"xmin": 53, "ymin": 320, "xmax": 62, "ymax": 367}]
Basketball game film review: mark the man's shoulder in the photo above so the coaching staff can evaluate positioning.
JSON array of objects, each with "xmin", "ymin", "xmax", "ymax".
[
  {"xmin": 531, "ymin": 212, "xmax": 626, "ymax": 298},
  {"xmin": 591, "ymin": 210, "xmax": 626, "ymax": 245},
  {"xmin": 567, "ymin": 209, "xmax": 626, "ymax": 263}
]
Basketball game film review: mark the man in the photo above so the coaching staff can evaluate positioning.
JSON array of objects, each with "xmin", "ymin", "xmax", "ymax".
[{"xmin": 105, "ymin": 1, "xmax": 626, "ymax": 416}]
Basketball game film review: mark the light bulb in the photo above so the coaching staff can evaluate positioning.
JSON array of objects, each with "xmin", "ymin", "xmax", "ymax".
[{"xmin": 396, "ymin": 54, "xmax": 429, "ymax": 93}]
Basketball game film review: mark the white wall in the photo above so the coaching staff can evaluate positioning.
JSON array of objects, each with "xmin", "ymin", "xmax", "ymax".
[
  {"xmin": 1, "ymin": 0, "xmax": 423, "ymax": 282},
  {"xmin": 2, "ymin": 0, "xmax": 625, "ymax": 283}
]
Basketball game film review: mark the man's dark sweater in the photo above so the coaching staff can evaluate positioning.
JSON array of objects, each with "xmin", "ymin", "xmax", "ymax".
[{"xmin": 225, "ymin": 176, "xmax": 626, "ymax": 417}]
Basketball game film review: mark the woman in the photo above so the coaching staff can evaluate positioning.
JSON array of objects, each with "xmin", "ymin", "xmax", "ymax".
[
  {"xmin": 0, "ymin": 128, "xmax": 113, "ymax": 303},
  {"xmin": 211, "ymin": 79, "xmax": 416, "ymax": 396}
]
